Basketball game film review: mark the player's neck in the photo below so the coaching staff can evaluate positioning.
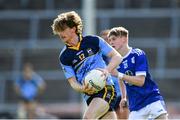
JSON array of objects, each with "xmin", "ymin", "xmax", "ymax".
[
  {"xmin": 68, "ymin": 35, "xmax": 79, "ymax": 46},
  {"xmin": 118, "ymin": 45, "xmax": 131, "ymax": 57}
]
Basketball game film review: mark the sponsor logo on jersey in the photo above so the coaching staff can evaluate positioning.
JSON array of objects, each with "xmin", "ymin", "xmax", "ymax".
[
  {"xmin": 131, "ymin": 57, "xmax": 135, "ymax": 64},
  {"xmin": 76, "ymin": 50, "xmax": 83, "ymax": 55},
  {"xmin": 123, "ymin": 60, "xmax": 128, "ymax": 69}
]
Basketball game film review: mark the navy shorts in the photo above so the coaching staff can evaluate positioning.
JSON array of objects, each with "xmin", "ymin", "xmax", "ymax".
[
  {"xmin": 86, "ymin": 85, "xmax": 117, "ymax": 111},
  {"xmin": 19, "ymin": 96, "xmax": 37, "ymax": 103}
]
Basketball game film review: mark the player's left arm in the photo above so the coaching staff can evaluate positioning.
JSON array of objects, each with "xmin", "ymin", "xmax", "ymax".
[
  {"xmin": 99, "ymin": 37, "xmax": 123, "ymax": 73},
  {"xmin": 36, "ymin": 75, "xmax": 46, "ymax": 94},
  {"xmin": 118, "ymin": 51, "xmax": 147, "ymax": 87},
  {"xmin": 112, "ymin": 68, "xmax": 145, "ymax": 87},
  {"xmin": 119, "ymin": 74, "xmax": 145, "ymax": 87}
]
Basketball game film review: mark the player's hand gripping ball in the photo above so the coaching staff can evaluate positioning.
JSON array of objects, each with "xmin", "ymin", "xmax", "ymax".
[{"xmin": 84, "ymin": 69, "xmax": 106, "ymax": 92}]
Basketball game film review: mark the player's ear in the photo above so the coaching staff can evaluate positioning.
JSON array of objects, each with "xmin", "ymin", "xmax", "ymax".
[{"xmin": 71, "ymin": 27, "xmax": 76, "ymax": 33}]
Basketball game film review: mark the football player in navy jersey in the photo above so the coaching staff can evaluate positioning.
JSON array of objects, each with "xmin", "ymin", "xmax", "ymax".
[
  {"xmin": 100, "ymin": 29, "xmax": 129, "ymax": 119},
  {"xmin": 108, "ymin": 26, "xmax": 168, "ymax": 119},
  {"xmin": 51, "ymin": 11, "xmax": 123, "ymax": 119}
]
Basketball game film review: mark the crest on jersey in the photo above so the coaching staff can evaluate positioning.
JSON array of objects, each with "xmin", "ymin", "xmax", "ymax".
[
  {"xmin": 131, "ymin": 57, "xmax": 135, "ymax": 64},
  {"xmin": 123, "ymin": 60, "xmax": 128, "ymax": 69},
  {"xmin": 87, "ymin": 48, "xmax": 94, "ymax": 56}
]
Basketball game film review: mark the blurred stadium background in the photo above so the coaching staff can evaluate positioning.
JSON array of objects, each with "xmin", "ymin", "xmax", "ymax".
[{"xmin": 0, "ymin": 0, "xmax": 180, "ymax": 119}]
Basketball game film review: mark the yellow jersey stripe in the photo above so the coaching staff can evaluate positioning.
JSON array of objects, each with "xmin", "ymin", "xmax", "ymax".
[
  {"xmin": 108, "ymin": 85, "xmax": 115, "ymax": 104},
  {"xmin": 103, "ymin": 86, "xmax": 107, "ymax": 100},
  {"xmin": 67, "ymin": 34, "xmax": 82, "ymax": 51}
]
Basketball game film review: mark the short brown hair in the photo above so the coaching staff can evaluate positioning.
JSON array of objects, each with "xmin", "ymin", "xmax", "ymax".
[
  {"xmin": 100, "ymin": 29, "xmax": 110, "ymax": 37},
  {"xmin": 108, "ymin": 27, "xmax": 128, "ymax": 38},
  {"xmin": 51, "ymin": 11, "xmax": 83, "ymax": 35}
]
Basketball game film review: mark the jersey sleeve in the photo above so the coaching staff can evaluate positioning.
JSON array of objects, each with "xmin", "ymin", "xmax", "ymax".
[
  {"xmin": 59, "ymin": 47, "xmax": 75, "ymax": 79},
  {"xmin": 60, "ymin": 63, "xmax": 76, "ymax": 79},
  {"xmin": 98, "ymin": 36, "xmax": 113, "ymax": 56},
  {"xmin": 135, "ymin": 50, "xmax": 148, "ymax": 76}
]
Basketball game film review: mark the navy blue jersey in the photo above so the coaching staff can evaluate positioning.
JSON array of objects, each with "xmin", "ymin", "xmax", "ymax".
[
  {"xmin": 117, "ymin": 48, "xmax": 163, "ymax": 111},
  {"xmin": 60, "ymin": 35, "xmax": 115, "ymax": 100}
]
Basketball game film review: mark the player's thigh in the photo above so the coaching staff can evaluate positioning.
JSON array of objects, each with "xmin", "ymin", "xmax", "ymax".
[
  {"xmin": 83, "ymin": 97, "xmax": 109, "ymax": 119},
  {"xmin": 101, "ymin": 111, "xmax": 117, "ymax": 119}
]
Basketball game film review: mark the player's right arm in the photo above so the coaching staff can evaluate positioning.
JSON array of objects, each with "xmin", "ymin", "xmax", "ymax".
[
  {"xmin": 111, "ymin": 69, "xmax": 127, "ymax": 99},
  {"xmin": 68, "ymin": 77, "xmax": 84, "ymax": 92},
  {"xmin": 119, "ymin": 79, "xmax": 128, "ymax": 109},
  {"xmin": 111, "ymin": 69, "xmax": 128, "ymax": 108},
  {"xmin": 68, "ymin": 77, "xmax": 96, "ymax": 94},
  {"xmin": 60, "ymin": 63, "xmax": 96, "ymax": 94}
]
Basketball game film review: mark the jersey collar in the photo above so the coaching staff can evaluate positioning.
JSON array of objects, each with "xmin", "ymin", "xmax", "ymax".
[
  {"xmin": 66, "ymin": 34, "xmax": 82, "ymax": 51},
  {"xmin": 123, "ymin": 47, "xmax": 132, "ymax": 59}
]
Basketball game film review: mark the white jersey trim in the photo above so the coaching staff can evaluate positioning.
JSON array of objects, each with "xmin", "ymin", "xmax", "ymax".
[
  {"xmin": 123, "ymin": 47, "xmax": 132, "ymax": 59},
  {"xmin": 136, "ymin": 71, "xmax": 146, "ymax": 76}
]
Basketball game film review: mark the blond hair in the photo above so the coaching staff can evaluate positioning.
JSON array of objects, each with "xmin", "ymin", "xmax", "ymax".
[
  {"xmin": 51, "ymin": 11, "xmax": 83, "ymax": 35},
  {"xmin": 108, "ymin": 27, "xmax": 128, "ymax": 38}
]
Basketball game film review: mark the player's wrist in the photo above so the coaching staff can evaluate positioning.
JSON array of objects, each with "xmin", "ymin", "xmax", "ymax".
[{"xmin": 118, "ymin": 72, "xmax": 124, "ymax": 80}]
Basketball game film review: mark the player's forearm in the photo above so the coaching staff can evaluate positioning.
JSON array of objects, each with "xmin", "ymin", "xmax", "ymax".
[
  {"xmin": 106, "ymin": 54, "xmax": 123, "ymax": 72},
  {"xmin": 70, "ymin": 82, "xmax": 84, "ymax": 92},
  {"xmin": 119, "ymin": 80, "xmax": 127, "ymax": 99},
  {"xmin": 68, "ymin": 77, "xmax": 84, "ymax": 93},
  {"xmin": 122, "ymin": 75, "xmax": 145, "ymax": 87}
]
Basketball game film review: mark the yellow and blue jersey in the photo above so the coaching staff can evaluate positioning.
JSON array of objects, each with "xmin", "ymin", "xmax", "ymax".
[
  {"xmin": 59, "ymin": 35, "xmax": 115, "ymax": 100},
  {"xmin": 117, "ymin": 47, "xmax": 163, "ymax": 111}
]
